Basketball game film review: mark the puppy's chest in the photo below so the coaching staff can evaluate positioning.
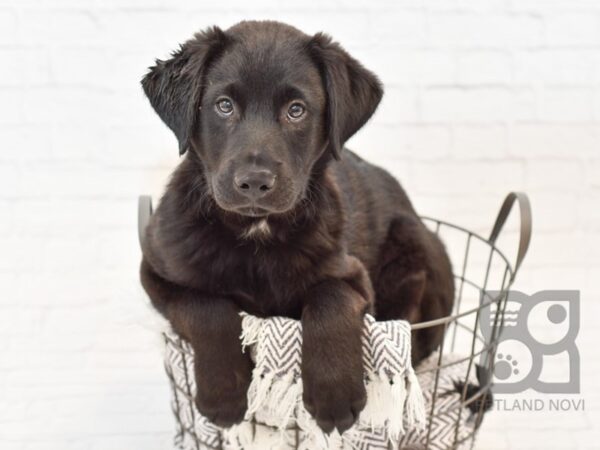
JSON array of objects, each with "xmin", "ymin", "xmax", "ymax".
[{"xmin": 192, "ymin": 244, "xmax": 313, "ymax": 318}]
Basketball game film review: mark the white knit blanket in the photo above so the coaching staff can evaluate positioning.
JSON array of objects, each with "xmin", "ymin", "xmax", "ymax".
[{"xmin": 165, "ymin": 313, "xmax": 426, "ymax": 450}]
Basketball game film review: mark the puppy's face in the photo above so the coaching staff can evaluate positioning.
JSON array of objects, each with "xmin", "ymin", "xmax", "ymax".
[
  {"xmin": 199, "ymin": 33, "xmax": 326, "ymax": 216},
  {"xmin": 142, "ymin": 21, "xmax": 382, "ymax": 218}
]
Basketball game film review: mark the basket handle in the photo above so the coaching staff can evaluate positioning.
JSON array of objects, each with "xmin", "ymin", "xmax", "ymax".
[
  {"xmin": 488, "ymin": 192, "xmax": 532, "ymax": 275},
  {"xmin": 138, "ymin": 195, "xmax": 153, "ymax": 250}
]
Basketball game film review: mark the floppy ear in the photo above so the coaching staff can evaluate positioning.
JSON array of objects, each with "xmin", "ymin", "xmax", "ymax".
[
  {"xmin": 141, "ymin": 26, "xmax": 228, "ymax": 155},
  {"xmin": 309, "ymin": 33, "xmax": 383, "ymax": 160}
]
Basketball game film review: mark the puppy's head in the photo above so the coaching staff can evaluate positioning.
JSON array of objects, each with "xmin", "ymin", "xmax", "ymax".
[{"xmin": 142, "ymin": 21, "xmax": 382, "ymax": 218}]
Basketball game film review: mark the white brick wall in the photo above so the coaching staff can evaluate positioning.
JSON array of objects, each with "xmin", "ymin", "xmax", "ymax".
[{"xmin": 1, "ymin": 1, "xmax": 598, "ymax": 448}]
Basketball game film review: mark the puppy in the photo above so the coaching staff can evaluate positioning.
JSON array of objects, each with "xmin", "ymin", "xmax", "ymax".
[{"xmin": 140, "ymin": 21, "xmax": 454, "ymax": 434}]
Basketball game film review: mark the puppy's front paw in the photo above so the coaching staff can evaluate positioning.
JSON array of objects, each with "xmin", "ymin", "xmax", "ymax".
[
  {"xmin": 195, "ymin": 384, "xmax": 249, "ymax": 428},
  {"xmin": 302, "ymin": 369, "xmax": 367, "ymax": 434},
  {"xmin": 194, "ymin": 356, "xmax": 252, "ymax": 427}
]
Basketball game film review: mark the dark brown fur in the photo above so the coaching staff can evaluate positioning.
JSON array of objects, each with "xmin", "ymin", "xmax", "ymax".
[{"xmin": 140, "ymin": 21, "xmax": 454, "ymax": 434}]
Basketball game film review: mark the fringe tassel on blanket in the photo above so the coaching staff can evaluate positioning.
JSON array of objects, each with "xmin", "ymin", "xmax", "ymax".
[{"xmin": 406, "ymin": 368, "xmax": 427, "ymax": 428}]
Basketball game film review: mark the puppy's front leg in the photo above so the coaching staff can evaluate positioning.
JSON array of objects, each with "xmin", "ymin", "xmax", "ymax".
[
  {"xmin": 301, "ymin": 256, "xmax": 373, "ymax": 434},
  {"xmin": 140, "ymin": 259, "xmax": 252, "ymax": 427}
]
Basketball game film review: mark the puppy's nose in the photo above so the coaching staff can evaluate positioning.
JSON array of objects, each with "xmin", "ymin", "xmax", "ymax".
[{"xmin": 234, "ymin": 169, "xmax": 276, "ymax": 199}]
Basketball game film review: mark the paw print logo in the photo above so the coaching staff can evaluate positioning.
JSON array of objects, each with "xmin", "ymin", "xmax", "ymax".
[
  {"xmin": 480, "ymin": 290, "xmax": 580, "ymax": 394},
  {"xmin": 494, "ymin": 354, "xmax": 519, "ymax": 380}
]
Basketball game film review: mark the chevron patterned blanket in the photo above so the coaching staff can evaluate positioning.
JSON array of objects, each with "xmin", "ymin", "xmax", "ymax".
[{"xmin": 163, "ymin": 314, "xmax": 481, "ymax": 449}]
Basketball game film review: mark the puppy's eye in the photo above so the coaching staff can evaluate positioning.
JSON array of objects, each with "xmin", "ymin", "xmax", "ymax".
[
  {"xmin": 287, "ymin": 102, "xmax": 306, "ymax": 121},
  {"xmin": 215, "ymin": 97, "xmax": 234, "ymax": 116}
]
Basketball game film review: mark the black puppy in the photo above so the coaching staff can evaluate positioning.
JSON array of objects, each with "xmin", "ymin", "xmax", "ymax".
[{"xmin": 140, "ymin": 21, "xmax": 454, "ymax": 434}]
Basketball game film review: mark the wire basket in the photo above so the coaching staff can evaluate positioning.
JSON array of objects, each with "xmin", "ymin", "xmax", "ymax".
[{"xmin": 138, "ymin": 191, "xmax": 532, "ymax": 450}]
